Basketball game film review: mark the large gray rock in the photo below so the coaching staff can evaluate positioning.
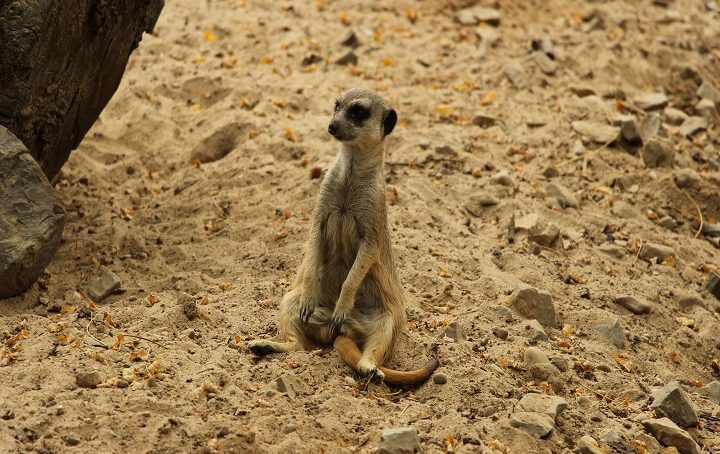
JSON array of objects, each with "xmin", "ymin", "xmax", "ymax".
[
  {"xmin": 379, "ymin": 427, "xmax": 421, "ymax": 454},
  {"xmin": 0, "ymin": 0, "xmax": 164, "ymax": 180},
  {"xmin": 642, "ymin": 418, "xmax": 701, "ymax": 454},
  {"xmin": 650, "ymin": 381, "xmax": 699, "ymax": 428},
  {"xmin": 0, "ymin": 127, "xmax": 65, "ymax": 298},
  {"xmin": 511, "ymin": 284, "xmax": 558, "ymax": 327}
]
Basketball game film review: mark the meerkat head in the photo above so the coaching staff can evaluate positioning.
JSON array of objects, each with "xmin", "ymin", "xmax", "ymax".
[{"xmin": 328, "ymin": 88, "xmax": 397, "ymax": 147}]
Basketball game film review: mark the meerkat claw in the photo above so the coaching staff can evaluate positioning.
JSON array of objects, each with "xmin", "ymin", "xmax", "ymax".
[{"xmin": 329, "ymin": 314, "xmax": 346, "ymax": 335}]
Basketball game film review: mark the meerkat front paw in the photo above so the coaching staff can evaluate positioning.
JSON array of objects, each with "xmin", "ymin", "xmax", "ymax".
[
  {"xmin": 298, "ymin": 296, "xmax": 316, "ymax": 324},
  {"xmin": 329, "ymin": 307, "xmax": 350, "ymax": 335},
  {"xmin": 357, "ymin": 358, "xmax": 385, "ymax": 383},
  {"xmin": 248, "ymin": 340, "xmax": 275, "ymax": 356}
]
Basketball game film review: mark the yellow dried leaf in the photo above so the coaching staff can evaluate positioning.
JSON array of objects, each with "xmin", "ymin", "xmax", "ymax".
[
  {"xmin": 272, "ymin": 98, "xmax": 287, "ymax": 108},
  {"xmin": 89, "ymin": 351, "xmax": 106, "ymax": 364},
  {"xmin": 662, "ymin": 256, "xmax": 676, "ymax": 267},
  {"xmin": 104, "ymin": 313, "xmax": 116, "ymax": 328},
  {"xmin": 112, "ymin": 333, "xmax": 125, "ymax": 350},
  {"xmin": 285, "ymin": 127, "xmax": 297, "ymax": 142},
  {"xmin": 221, "ymin": 57, "xmax": 237, "ymax": 68},
  {"xmin": 339, "ymin": 12, "xmax": 350, "ymax": 25},
  {"xmin": 382, "ymin": 56, "xmax": 395, "ymax": 67},
  {"xmin": 480, "ymin": 91, "xmax": 497, "ymax": 105},
  {"xmin": 203, "ymin": 29, "xmax": 218, "ymax": 42},
  {"xmin": 259, "ymin": 55, "xmax": 273, "ymax": 64},
  {"xmin": 48, "ymin": 323, "xmax": 64, "ymax": 333},
  {"xmin": 60, "ymin": 305, "xmax": 74, "ymax": 314},
  {"xmin": 435, "ymin": 104, "xmax": 454, "ymax": 117},
  {"xmin": 142, "ymin": 294, "xmax": 159, "ymax": 307},
  {"xmin": 405, "ymin": 9, "xmax": 420, "ymax": 23},
  {"xmin": 202, "ymin": 382, "xmax": 219, "ymax": 396},
  {"xmin": 312, "ymin": 0, "xmax": 324, "ymax": 10},
  {"xmin": 190, "ymin": 103, "xmax": 203, "ymax": 112},
  {"xmin": 220, "ymin": 282, "xmax": 234, "ymax": 291},
  {"xmin": 56, "ymin": 333, "xmax": 70, "ymax": 345},
  {"xmin": 191, "ymin": 54, "xmax": 207, "ymax": 64},
  {"xmin": 5, "ymin": 330, "xmax": 29, "ymax": 347},
  {"xmin": 147, "ymin": 359, "xmax": 164, "ymax": 376},
  {"xmin": 129, "ymin": 348, "xmax": 149, "ymax": 362},
  {"xmin": 561, "ymin": 324, "xmax": 573, "ymax": 338},
  {"xmin": 675, "ymin": 316, "xmax": 694, "ymax": 328}
]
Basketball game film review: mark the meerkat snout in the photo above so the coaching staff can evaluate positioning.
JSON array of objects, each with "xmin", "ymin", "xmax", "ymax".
[{"xmin": 328, "ymin": 88, "xmax": 397, "ymax": 145}]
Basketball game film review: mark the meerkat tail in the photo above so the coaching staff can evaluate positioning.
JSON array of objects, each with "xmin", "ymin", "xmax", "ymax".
[{"xmin": 333, "ymin": 335, "xmax": 440, "ymax": 386}]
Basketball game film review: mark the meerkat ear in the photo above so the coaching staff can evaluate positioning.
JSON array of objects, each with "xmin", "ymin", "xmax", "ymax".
[{"xmin": 383, "ymin": 109, "xmax": 397, "ymax": 136}]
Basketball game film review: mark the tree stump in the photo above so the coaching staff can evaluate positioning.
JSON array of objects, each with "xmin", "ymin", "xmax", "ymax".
[{"xmin": 0, "ymin": 0, "xmax": 164, "ymax": 181}]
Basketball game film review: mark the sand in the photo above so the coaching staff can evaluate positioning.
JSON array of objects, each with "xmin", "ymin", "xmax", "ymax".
[{"xmin": 2, "ymin": 0, "xmax": 720, "ymax": 452}]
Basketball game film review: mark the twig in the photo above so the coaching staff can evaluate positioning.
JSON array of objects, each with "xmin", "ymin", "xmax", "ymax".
[
  {"xmin": 85, "ymin": 312, "xmax": 109, "ymax": 349},
  {"xmin": 399, "ymin": 403, "xmax": 412, "ymax": 417},
  {"xmin": 632, "ymin": 240, "xmax": 644, "ymax": 265},
  {"xmin": 681, "ymin": 189, "xmax": 703, "ymax": 239}
]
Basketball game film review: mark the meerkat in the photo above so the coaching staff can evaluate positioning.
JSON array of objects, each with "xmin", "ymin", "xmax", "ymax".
[{"xmin": 248, "ymin": 88, "xmax": 439, "ymax": 385}]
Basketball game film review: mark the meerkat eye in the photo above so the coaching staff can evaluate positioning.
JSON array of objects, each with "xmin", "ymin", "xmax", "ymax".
[
  {"xmin": 334, "ymin": 100, "xmax": 340, "ymax": 112},
  {"xmin": 347, "ymin": 104, "xmax": 370, "ymax": 121}
]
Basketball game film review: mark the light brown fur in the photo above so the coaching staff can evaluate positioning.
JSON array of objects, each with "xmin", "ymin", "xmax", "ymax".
[{"xmin": 249, "ymin": 88, "xmax": 438, "ymax": 384}]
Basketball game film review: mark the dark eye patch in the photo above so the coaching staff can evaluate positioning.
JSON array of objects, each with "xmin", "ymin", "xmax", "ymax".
[
  {"xmin": 347, "ymin": 104, "xmax": 370, "ymax": 123},
  {"xmin": 334, "ymin": 100, "xmax": 340, "ymax": 112}
]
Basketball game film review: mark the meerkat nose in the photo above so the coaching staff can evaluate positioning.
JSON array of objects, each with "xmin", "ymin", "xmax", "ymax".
[{"xmin": 328, "ymin": 122, "xmax": 338, "ymax": 136}]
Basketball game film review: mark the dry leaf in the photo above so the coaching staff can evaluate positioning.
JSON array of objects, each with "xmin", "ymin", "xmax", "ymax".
[
  {"xmin": 220, "ymin": 282, "xmax": 234, "ymax": 291},
  {"xmin": 203, "ymin": 29, "xmax": 218, "ymax": 42},
  {"xmin": 112, "ymin": 333, "xmax": 125, "ymax": 350},
  {"xmin": 202, "ymin": 382, "xmax": 220, "ymax": 396},
  {"xmin": 435, "ymin": 104, "xmax": 454, "ymax": 117},
  {"xmin": 60, "ymin": 305, "xmax": 74, "ymax": 314},
  {"xmin": 259, "ymin": 55, "xmax": 273, "ymax": 64},
  {"xmin": 129, "ymin": 348, "xmax": 149, "ymax": 362},
  {"xmin": 284, "ymin": 127, "xmax": 297, "ymax": 142},
  {"xmin": 48, "ymin": 323, "xmax": 65, "ymax": 333},
  {"xmin": 190, "ymin": 103, "xmax": 203, "ymax": 112},
  {"xmin": 480, "ymin": 91, "xmax": 497, "ymax": 105},
  {"xmin": 405, "ymin": 9, "xmax": 420, "ymax": 23},
  {"xmin": 339, "ymin": 12, "xmax": 350, "ymax": 25},
  {"xmin": 382, "ymin": 56, "xmax": 395, "ymax": 67},
  {"xmin": 142, "ymin": 294, "xmax": 159, "ymax": 307},
  {"xmin": 192, "ymin": 54, "xmax": 207, "ymax": 64},
  {"xmin": 89, "ymin": 351, "xmax": 107, "ymax": 364},
  {"xmin": 662, "ymin": 256, "xmax": 676, "ymax": 267},
  {"xmin": 272, "ymin": 98, "xmax": 287, "ymax": 108},
  {"xmin": 561, "ymin": 324, "xmax": 573, "ymax": 338}
]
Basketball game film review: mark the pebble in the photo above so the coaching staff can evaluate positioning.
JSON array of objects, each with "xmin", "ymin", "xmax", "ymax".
[
  {"xmin": 492, "ymin": 327, "xmax": 508, "ymax": 340},
  {"xmin": 434, "ymin": 145, "xmax": 456, "ymax": 156},
  {"xmin": 650, "ymin": 381, "xmax": 699, "ymax": 427},
  {"xmin": 517, "ymin": 393, "xmax": 567, "ymax": 419},
  {"xmin": 596, "ymin": 317, "xmax": 625, "ymax": 348},
  {"xmin": 344, "ymin": 376, "xmax": 357, "ymax": 387},
  {"xmin": 490, "ymin": 169, "xmax": 514, "ymax": 186},
  {"xmin": 179, "ymin": 293, "xmax": 198, "ymax": 320},
  {"xmin": 675, "ymin": 293, "xmax": 705, "ymax": 310},
  {"xmin": 696, "ymin": 381, "xmax": 720, "ymax": 405},
  {"xmin": 663, "ymin": 107, "xmax": 689, "ymax": 125},
  {"xmin": 633, "ymin": 92, "xmax": 668, "ymax": 110},
  {"xmin": 472, "ymin": 113, "xmax": 500, "ymax": 128},
  {"xmin": 441, "ymin": 321, "xmax": 466, "ymax": 342},
  {"xmin": 673, "ymin": 168, "xmax": 702, "ymax": 189},
  {"xmin": 545, "ymin": 182, "xmax": 578, "ymax": 208},
  {"xmin": 613, "ymin": 115, "xmax": 640, "ymax": 142},
  {"xmin": 600, "ymin": 430, "xmax": 622, "ymax": 445},
  {"xmin": 337, "ymin": 30, "xmax": 360, "ymax": 48},
  {"xmin": 66, "ymin": 433, "xmax": 81, "ymax": 446},
  {"xmin": 532, "ymin": 51, "xmax": 556, "ymax": 75},
  {"xmin": 704, "ymin": 272, "xmax": 720, "ymax": 300},
  {"xmin": 499, "ymin": 306, "xmax": 514, "ymax": 322},
  {"xmin": 283, "ymin": 424, "xmax": 298, "ymax": 434},
  {"xmin": 658, "ymin": 216, "xmax": 676, "ymax": 229},
  {"xmin": 577, "ymin": 435, "xmax": 604, "ymax": 454},
  {"xmin": 641, "ymin": 137, "xmax": 674, "ymax": 168},
  {"xmin": 639, "ymin": 112, "xmax": 661, "ymax": 142},
  {"xmin": 276, "ymin": 375, "xmax": 299, "ymax": 398},
  {"xmin": 504, "ymin": 63, "xmax": 528, "ymax": 89},
  {"xmin": 524, "ymin": 347, "xmax": 550, "ymax": 367},
  {"xmin": 531, "ymin": 38, "xmax": 555, "ymax": 59},
  {"xmin": 87, "ymin": 268, "xmax": 122, "ymax": 303},
  {"xmin": 216, "ymin": 427, "xmax": 230, "ymax": 438},
  {"xmin": 379, "ymin": 427, "xmax": 421, "ymax": 454},
  {"xmin": 571, "ymin": 121, "xmax": 620, "ymax": 143},
  {"xmin": 334, "ymin": 50, "xmax": 358, "ymax": 66},
  {"xmin": 613, "ymin": 296, "xmax": 651, "ymax": 315},
  {"xmin": 525, "ymin": 320, "xmax": 548, "ymax": 342},
  {"xmin": 417, "ymin": 138, "xmax": 430, "ymax": 150},
  {"xmin": 75, "ymin": 371, "xmax": 104, "ymax": 389},
  {"xmin": 509, "ymin": 412, "xmax": 555, "ymax": 438},
  {"xmin": 465, "ymin": 193, "xmax": 499, "ymax": 216},
  {"xmin": 639, "ymin": 242, "xmax": 675, "ymax": 262},
  {"xmin": 696, "ymin": 98, "xmax": 718, "ymax": 122},
  {"xmin": 611, "ymin": 200, "xmax": 638, "ymax": 219},
  {"xmin": 542, "ymin": 166, "xmax": 559, "ymax": 178},
  {"xmin": 599, "ymin": 245, "xmax": 626, "ymax": 258},
  {"xmin": 679, "ymin": 116, "xmax": 708, "ymax": 137},
  {"xmin": 432, "ymin": 373, "xmax": 447, "ymax": 385},
  {"xmin": 511, "ymin": 283, "xmax": 558, "ymax": 327},
  {"xmin": 697, "ymin": 81, "xmax": 720, "ymax": 105},
  {"xmin": 642, "ymin": 418, "xmax": 701, "ymax": 454}
]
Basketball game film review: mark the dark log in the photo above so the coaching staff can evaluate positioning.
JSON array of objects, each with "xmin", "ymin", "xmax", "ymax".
[{"xmin": 0, "ymin": 0, "xmax": 164, "ymax": 180}]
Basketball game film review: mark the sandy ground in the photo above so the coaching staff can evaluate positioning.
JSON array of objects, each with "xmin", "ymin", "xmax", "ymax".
[{"xmin": 2, "ymin": 0, "xmax": 720, "ymax": 452}]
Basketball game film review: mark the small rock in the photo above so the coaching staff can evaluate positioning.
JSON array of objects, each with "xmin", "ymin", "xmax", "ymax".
[
  {"xmin": 679, "ymin": 116, "xmax": 708, "ymax": 137},
  {"xmin": 634, "ymin": 433, "xmax": 662, "ymax": 452},
  {"xmin": 550, "ymin": 356, "xmax": 569, "ymax": 372},
  {"xmin": 216, "ymin": 427, "xmax": 230, "ymax": 438},
  {"xmin": 531, "ymin": 38, "xmax": 555, "ymax": 59},
  {"xmin": 379, "ymin": 427, "xmax": 421, "ymax": 454},
  {"xmin": 675, "ymin": 293, "xmax": 705, "ymax": 310},
  {"xmin": 66, "ymin": 433, "xmax": 81, "ymax": 446},
  {"xmin": 179, "ymin": 293, "xmax": 198, "ymax": 320},
  {"xmin": 511, "ymin": 283, "xmax": 557, "ymax": 327},
  {"xmin": 525, "ymin": 320, "xmax": 548, "ymax": 342},
  {"xmin": 337, "ymin": 30, "xmax": 360, "ymax": 48},
  {"xmin": 572, "ymin": 121, "xmax": 620, "ymax": 143},
  {"xmin": 509, "ymin": 412, "xmax": 555, "ymax": 438},
  {"xmin": 418, "ymin": 138, "xmax": 430, "ymax": 150},
  {"xmin": 532, "ymin": 51, "xmax": 556, "ymax": 75},
  {"xmin": 276, "ymin": 375, "xmax": 300, "ymax": 398},
  {"xmin": 613, "ymin": 115, "xmax": 640, "ymax": 142},
  {"xmin": 472, "ymin": 113, "xmax": 500, "ymax": 128},
  {"xmin": 87, "ymin": 268, "xmax": 122, "ymax": 303},
  {"xmin": 499, "ymin": 307, "xmax": 514, "ymax": 322},
  {"xmin": 456, "ymin": 6, "xmax": 501, "ymax": 26},
  {"xmin": 600, "ymin": 430, "xmax": 622, "ymax": 445},
  {"xmin": 493, "ymin": 327, "xmax": 508, "ymax": 340},
  {"xmin": 673, "ymin": 168, "xmax": 702, "ymax": 189},
  {"xmin": 517, "ymin": 393, "xmax": 567, "ymax": 419},
  {"xmin": 696, "ymin": 81, "xmax": 720, "ymax": 106},
  {"xmin": 334, "ymin": 51, "xmax": 358, "ymax": 66},
  {"xmin": 569, "ymin": 85, "xmax": 596, "ymax": 97},
  {"xmin": 611, "ymin": 201, "xmax": 638, "ymax": 219},
  {"xmin": 597, "ymin": 317, "xmax": 625, "ymax": 348},
  {"xmin": 639, "ymin": 242, "xmax": 675, "ymax": 262},
  {"xmin": 545, "ymin": 182, "xmax": 578, "ymax": 208},
  {"xmin": 577, "ymin": 435, "xmax": 604, "ymax": 454},
  {"xmin": 641, "ymin": 137, "xmax": 674, "ymax": 168},
  {"xmin": 528, "ymin": 362, "xmax": 565, "ymax": 393},
  {"xmin": 435, "ymin": 145, "xmax": 456, "ymax": 156},
  {"xmin": 696, "ymin": 99, "xmax": 718, "ymax": 123},
  {"xmin": 344, "ymin": 376, "xmax": 357, "ymax": 387},
  {"xmin": 490, "ymin": 169, "xmax": 514, "ymax": 186},
  {"xmin": 504, "ymin": 63, "xmax": 528, "ymax": 89},
  {"xmin": 432, "ymin": 373, "xmax": 447, "ymax": 385},
  {"xmin": 642, "ymin": 418, "xmax": 701, "ymax": 454},
  {"xmin": 542, "ymin": 166, "xmax": 559, "ymax": 178},
  {"xmin": 704, "ymin": 272, "xmax": 720, "ymax": 300},
  {"xmin": 658, "ymin": 216, "xmax": 676, "ymax": 229},
  {"xmin": 283, "ymin": 424, "xmax": 298, "ymax": 434},
  {"xmin": 634, "ymin": 92, "xmax": 668, "ymax": 110},
  {"xmin": 663, "ymin": 107, "xmax": 689, "ymax": 126},
  {"xmin": 695, "ymin": 381, "xmax": 720, "ymax": 405},
  {"xmin": 514, "ymin": 213, "xmax": 559, "ymax": 246},
  {"xmin": 524, "ymin": 347, "xmax": 550, "ymax": 367},
  {"xmin": 599, "ymin": 245, "xmax": 626, "ymax": 258},
  {"xmin": 639, "ymin": 112, "xmax": 662, "ymax": 142},
  {"xmin": 613, "ymin": 296, "xmax": 651, "ymax": 315},
  {"xmin": 465, "ymin": 193, "xmax": 499, "ymax": 216},
  {"xmin": 455, "ymin": 8, "xmax": 478, "ymax": 25},
  {"xmin": 76, "ymin": 371, "xmax": 104, "ymax": 389},
  {"xmin": 701, "ymin": 222, "xmax": 720, "ymax": 237},
  {"xmin": 441, "ymin": 321, "xmax": 466, "ymax": 342},
  {"xmin": 650, "ymin": 381, "xmax": 699, "ymax": 427}
]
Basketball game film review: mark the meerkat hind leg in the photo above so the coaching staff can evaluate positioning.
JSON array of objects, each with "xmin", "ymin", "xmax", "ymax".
[{"xmin": 356, "ymin": 313, "xmax": 396, "ymax": 383}]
